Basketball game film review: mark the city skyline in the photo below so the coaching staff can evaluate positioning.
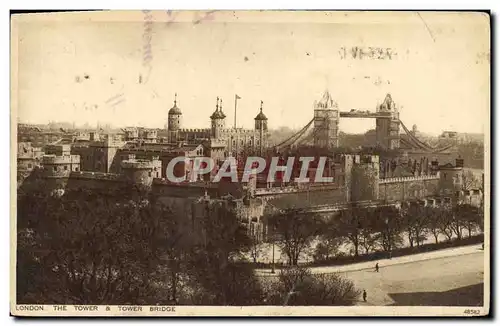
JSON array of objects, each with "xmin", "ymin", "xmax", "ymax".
[{"xmin": 14, "ymin": 11, "xmax": 489, "ymax": 134}]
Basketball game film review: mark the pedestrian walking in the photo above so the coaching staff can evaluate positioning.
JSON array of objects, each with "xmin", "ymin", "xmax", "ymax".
[
  {"xmin": 363, "ymin": 290, "xmax": 367, "ymax": 302},
  {"xmin": 375, "ymin": 263, "xmax": 379, "ymax": 272}
]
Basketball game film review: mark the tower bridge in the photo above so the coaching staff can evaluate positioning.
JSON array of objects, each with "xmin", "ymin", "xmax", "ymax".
[{"xmin": 274, "ymin": 91, "xmax": 454, "ymax": 154}]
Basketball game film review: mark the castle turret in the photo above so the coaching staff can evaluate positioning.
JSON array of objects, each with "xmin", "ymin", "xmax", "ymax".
[
  {"xmin": 254, "ymin": 100, "xmax": 268, "ymax": 155},
  {"xmin": 142, "ymin": 129, "xmax": 158, "ymax": 143},
  {"xmin": 120, "ymin": 157, "xmax": 162, "ymax": 187},
  {"xmin": 210, "ymin": 97, "xmax": 226, "ymax": 139},
  {"xmin": 438, "ymin": 159, "xmax": 464, "ymax": 200},
  {"xmin": 124, "ymin": 128, "xmax": 139, "ymax": 141},
  {"xmin": 168, "ymin": 93, "xmax": 182, "ymax": 143}
]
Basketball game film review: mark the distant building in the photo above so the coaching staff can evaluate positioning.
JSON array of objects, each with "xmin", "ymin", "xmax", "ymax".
[{"xmin": 167, "ymin": 95, "xmax": 269, "ymax": 158}]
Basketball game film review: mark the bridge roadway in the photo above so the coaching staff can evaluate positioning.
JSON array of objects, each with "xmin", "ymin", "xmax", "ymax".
[{"xmin": 339, "ymin": 111, "xmax": 394, "ymax": 119}]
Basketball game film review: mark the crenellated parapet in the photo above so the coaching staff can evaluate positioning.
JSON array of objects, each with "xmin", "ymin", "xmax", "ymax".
[
  {"xmin": 42, "ymin": 154, "xmax": 80, "ymax": 165},
  {"xmin": 221, "ymin": 128, "xmax": 257, "ymax": 135},
  {"xmin": 40, "ymin": 154, "xmax": 81, "ymax": 178},
  {"xmin": 121, "ymin": 159, "xmax": 160, "ymax": 170},
  {"xmin": 120, "ymin": 158, "xmax": 162, "ymax": 186},
  {"xmin": 379, "ymin": 173, "xmax": 440, "ymax": 184},
  {"xmin": 179, "ymin": 128, "xmax": 211, "ymax": 133},
  {"xmin": 70, "ymin": 171, "xmax": 122, "ymax": 181}
]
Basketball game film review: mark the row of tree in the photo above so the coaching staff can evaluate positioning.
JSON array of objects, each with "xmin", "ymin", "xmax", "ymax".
[
  {"xmin": 266, "ymin": 202, "xmax": 484, "ymax": 265},
  {"xmin": 17, "ymin": 185, "xmax": 360, "ymax": 305}
]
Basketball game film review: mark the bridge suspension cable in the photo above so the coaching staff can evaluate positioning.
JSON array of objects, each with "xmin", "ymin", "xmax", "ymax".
[
  {"xmin": 274, "ymin": 118, "xmax": 314, "ymax": 150},
  {"xmin": 399, "ymin": 119, "xmax": 455, "ymax": 153}
]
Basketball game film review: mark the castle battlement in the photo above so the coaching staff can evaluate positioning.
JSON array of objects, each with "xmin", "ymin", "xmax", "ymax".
[
  {"xmin": 121, "ymin": 159, "xmax": 160, "ymax": 170},
  {"xmin": 153, "ymin": 178, "xmax": 218, "ymax": 188},
  {"xmin": 254, "ymin": 183, "xmax": 340, "ymax": 196},
  {"xmin": 42, "ymin": 154, "xmax": 80, "ymax": 165},
  {"xmin": 379, "ymin": 173, "xmax": 440, "ymax": 184},
  {"xmin": 221, "ymin": 128, "xmax": 255, "ymax": 135},
  {"xmin": 179, "ymin": 128, "xmax": 210, "ymax": 133},
  {"xmin": 70, "ymin": 171, "xmax": 122, "ymax": 181}
]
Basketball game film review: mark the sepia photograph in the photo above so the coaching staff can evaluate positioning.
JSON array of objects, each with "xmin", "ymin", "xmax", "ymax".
[{"xmin": 10, "ymin": 10, "xmax": 490, "ymax": 317}]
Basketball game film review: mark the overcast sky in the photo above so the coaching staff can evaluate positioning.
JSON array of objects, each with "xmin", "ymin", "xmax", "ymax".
[{"xmin": 14, "ymin": 11, "xmax": 489, "ymax": 135}]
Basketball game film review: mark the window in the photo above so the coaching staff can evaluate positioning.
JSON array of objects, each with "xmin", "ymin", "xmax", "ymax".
[
  {"xmin": 53, "ymin": 166, "xmax": 57, "ymax": 172},
  {"xmin": 75, "ymin": 167, "xmax": 79, "ymax": 172},
  {"xmin": 28, "ymin": 163, "xmax": 32, "ymax": 169},
  {"xmin": 64, "ymin": 166, "xmax": 68, "ymax": 171},
  {"xmin": 443, "ymin": 173, "xmax": 447, "ymax": 180},
  {"xmin": 148, "ymin": 172, "xmax": 152, "ymax": 177}
]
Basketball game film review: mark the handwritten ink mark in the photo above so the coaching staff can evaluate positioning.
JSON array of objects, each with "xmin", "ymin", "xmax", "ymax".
[
  {"xmin": 416, "ymin": 12, "xmax": 436, "ymax": 43},
  {"xmin": 142, "ymin": 11, "xmax": 154, "ymax": 84},
  {"xmin": 106, "ymin": 92, "xmax": 126, "ymax": 111}
]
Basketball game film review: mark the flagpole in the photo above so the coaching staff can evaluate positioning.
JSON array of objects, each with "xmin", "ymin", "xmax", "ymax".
[{"xmin": 234, "ymin": 94, "xmax": 238, "ymax": 129}]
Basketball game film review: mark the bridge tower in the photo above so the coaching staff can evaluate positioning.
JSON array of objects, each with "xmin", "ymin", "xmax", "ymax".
[
  {"xmin": 375, "ymin": 94, "xmax": 400, "ymax": 150},
  {"xmin": 313, "ymin": 90, "xmax": 339, "ymax": 148}
]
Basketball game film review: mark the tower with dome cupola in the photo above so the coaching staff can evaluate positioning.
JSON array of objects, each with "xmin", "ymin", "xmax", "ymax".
[
  {"xmin": 254, "ymin": 100, "xmax": 268, "ymax": 155},
  {"xmin": 168, "ymin": 93, "xmax": 182, "ymax": 143},
  {"xmin": 210, "ymin": 97, "xmax": 226, "ymax": 139}
]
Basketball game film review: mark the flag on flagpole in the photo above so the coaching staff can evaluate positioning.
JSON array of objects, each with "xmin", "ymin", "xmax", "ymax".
[{"xmin": 234, "ymin": 94, "xmax": 241, "ymax": 129}]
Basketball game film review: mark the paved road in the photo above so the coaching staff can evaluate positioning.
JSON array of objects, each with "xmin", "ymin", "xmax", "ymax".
[
  {"xmin": 256, "ymin": 245, "xmax": 485, "ymax": 306},
  {"xmin": 347, "ymin": 250, "xmax": 484, "ymax": 306}
]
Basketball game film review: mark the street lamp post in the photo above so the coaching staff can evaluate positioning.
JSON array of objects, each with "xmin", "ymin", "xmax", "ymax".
[
  {"xmin": 271, "ymin": 240, "xmax": 275, "ymax": 274},
  {"xmin": 271, "ymin": 224, "xmax": 276, "ymax": 274}
]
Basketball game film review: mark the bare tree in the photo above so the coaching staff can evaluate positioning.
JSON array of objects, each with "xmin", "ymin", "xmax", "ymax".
[
  {"xmin": 268, "ymin": 209, "xmax": 324, "ymax": 266},
  {"xmin": 427, "ymin": 207, "xmax": 443, "ymax": 244},
  {"xmin": 336, "ymin": 207, "xmax": 362, "ymax": 257},
  {"xmin": 438, "ymin": 206, "xmax": 455, "ymax": 241},
  {"xmin": 17, "ymin": 186, "xmax": 183, "ymax": 305}
]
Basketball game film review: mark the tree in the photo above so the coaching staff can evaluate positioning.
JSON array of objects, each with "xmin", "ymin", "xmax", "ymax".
[
  {"xmin": 262, "ymin": 266, "xmax": 360, "ymax": 306},
  {"xmin": 401, "ymin": 202, "xmax": 429, "ymax": 247},
  {"xmin": 336, "ymin": 207, "xmax": 362, "ymax": 257},
  {"xmin": 268, "ymin": 209, "xmax": 324, "ymax": 266},
  {"xmin": 462, "ymin": 170, "xmax": 480, "ymax": 192},
  {"xmin": 248, "ymin": 233, "xmax": 265, "ymax": 264},
  {"xmin": 372, "ymin": 206, "xmax": 404, "ymax": 253},
  {"xmin": 454, "ymin": 204, "xmax": 481, "ymax": 238},
  {"xmin": 313, "ymin": 237, "xmax": 343, "ymax": 262},
  {"xmin": 427, "ymin": 207, "xmax": 443, "ymax": 244},
  {"xmin": 17, "ymin": 186, "xmax": 181, "ymax": 305},
  {"xmin": 184, "ymin": 199, "xmax": 263, "ymax": 305},
  {"xmin": 437, "ymin": 205, "xmax": 455, "ymax": 241},
  {"xmin": 359, "ymin": 227, "xmax": 378, "ymax": 255}
]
